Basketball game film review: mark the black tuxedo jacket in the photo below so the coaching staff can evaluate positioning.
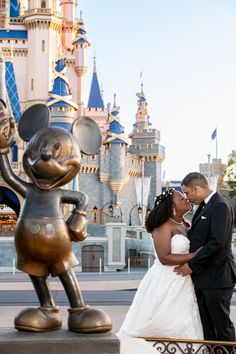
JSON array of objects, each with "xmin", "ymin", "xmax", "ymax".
[{"xmin": 188, "ymin": 192, "xmax": 236, "ymax": 288}]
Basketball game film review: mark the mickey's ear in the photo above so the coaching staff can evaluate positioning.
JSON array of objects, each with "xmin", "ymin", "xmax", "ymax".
[
  {"xmin": 18, "ymin": 104, "xmax": 50, "ymax": 142},
  {"xmin": 72, "ymin": 117, "xmax": 102, "ymax": 155}
]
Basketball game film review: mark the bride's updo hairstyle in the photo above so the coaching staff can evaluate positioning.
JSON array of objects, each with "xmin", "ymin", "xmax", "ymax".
[{"xmin": 145, "ymin": 188, "xmax": 174, "ymax": 233}]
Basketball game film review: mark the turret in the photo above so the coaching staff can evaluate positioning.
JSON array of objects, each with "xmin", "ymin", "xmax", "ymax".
[
  {"xmin": 103, "ymin": 95, "xmax": 128, "ymax": 195},
  {"xmin": 60, "ymin": 0, "xmax": 77, "ymax": 52},
  {"xmin": 24, "ymin": 0, "xmax": 62, "ymax": 104},
  {"xmin": 47, "ymin": 58, "xmax": 78, "ymax": 131},
  {"xmin": 72, "ymin": 12, "xmax": 90, "ymax": 117},
  {"xmin": 128, "ymin": 84, "xmax": 165, "ymax": 206}
]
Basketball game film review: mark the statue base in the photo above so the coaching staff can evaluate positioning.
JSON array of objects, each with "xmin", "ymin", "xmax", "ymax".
[{"xmin": 0, "ymin": 328, "xmax": 120, "ymax": 354}]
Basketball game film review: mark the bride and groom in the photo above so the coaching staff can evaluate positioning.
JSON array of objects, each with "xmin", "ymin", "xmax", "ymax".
[{"xmin": 117, "ymin": 172, "xmax": 236, "ymax": 343}]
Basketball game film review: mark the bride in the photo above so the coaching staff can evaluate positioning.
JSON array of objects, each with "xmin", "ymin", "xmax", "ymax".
[{"xmin": 117, "ymin": 188, "xmax": 203, "ymax": 344}]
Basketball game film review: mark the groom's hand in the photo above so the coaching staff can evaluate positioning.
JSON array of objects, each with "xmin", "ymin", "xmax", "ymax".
[{"xmin": 174, "ymin": 263, "xmax": 192, "ymax": 276}]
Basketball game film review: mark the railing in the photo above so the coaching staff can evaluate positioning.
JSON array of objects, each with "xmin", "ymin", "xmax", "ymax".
[{"xmin": 143, "ymin": 337, "xmax": 236, "ymax": 354}]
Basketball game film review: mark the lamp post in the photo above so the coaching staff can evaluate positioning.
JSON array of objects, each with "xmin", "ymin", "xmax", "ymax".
[
  {"xmin": 129, "ymin": 204, "xmax": 143, "ymax": 226},
  {"xmin": 93, "ymin": 205, "xmax": 98, "ymax": 223},
  {"xmin": 100, "ymin": 202, "xmax": 122, "ymax": 223},
  {"xmin": 108, "ymin": 205, "xmax": 113, "ymax": 215}
]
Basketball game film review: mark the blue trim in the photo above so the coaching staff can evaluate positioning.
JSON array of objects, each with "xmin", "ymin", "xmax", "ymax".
[
  {"xmin": 74, "ymin": 38, "xmax": 89, "ymax": 44},
  {"xmin": 0, "ymin": 30, "xmax": 28, "ymax": 39},
  {"xmin": 10, "ymin": 0, "xmax": 19, "ymax": 17},
  {"xmin": 5, "ymin": 62, "xmax": 21, "ymax": 123},
  {"xmin": 48, "ymin": 99, "xmax": 71, "ymax": 107},
  {"xmin": 78, "ymin": 28, "xmax": 86, "ymax": 34}
]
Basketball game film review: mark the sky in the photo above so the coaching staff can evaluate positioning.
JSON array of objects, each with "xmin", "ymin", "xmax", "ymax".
[{"xmin": 78, "ymin": 0, "xmax": 236, "ymax": 181}]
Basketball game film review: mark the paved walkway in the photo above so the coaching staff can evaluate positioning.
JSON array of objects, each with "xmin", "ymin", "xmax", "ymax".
[{"xmin": 1, "ymin": 271, "xmax": 236, "ymax": 354}]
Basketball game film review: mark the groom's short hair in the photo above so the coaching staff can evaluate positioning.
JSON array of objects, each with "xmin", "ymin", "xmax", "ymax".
[{"xmin": 181, "ymin": 172, "xmax": 208, "ymax": 188}]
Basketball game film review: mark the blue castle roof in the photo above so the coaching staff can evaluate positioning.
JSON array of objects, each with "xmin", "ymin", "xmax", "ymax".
[
  {"xmin": 47, "ymin": 58, "xmax": 78, "ymax": 110},
  {"xmin": 72, "ymin": 16, "xmax": 90, "ymax": 46},
  {"xmin": 104, "ymin": 98, "xmax": 128, "ymax": 145},
  {"xmin": 10, "ymin": 0, "xmax": 20, "ymax": 18},
  {"xmin": 87, "ymin": 58, "xmax": 104, "ymax": 109}
]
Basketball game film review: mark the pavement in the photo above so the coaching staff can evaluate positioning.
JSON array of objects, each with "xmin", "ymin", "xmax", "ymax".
[
  {"xmin": 0, "ymin": 270, "xmax": 140, "ymax": 333},
  {"xmin": 1, "ymin": 270, "xmax": 236, "ymax": 354}
]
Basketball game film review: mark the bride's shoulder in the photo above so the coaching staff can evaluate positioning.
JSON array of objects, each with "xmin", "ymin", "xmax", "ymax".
[{"xmin": 152, "ymin": 221, "xmax": 173, "ymax": 237}]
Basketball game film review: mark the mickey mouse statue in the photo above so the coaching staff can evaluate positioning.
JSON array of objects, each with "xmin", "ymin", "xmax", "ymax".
[{"xmin": 0, "ymin": 100, "xmax": 112, "ymax": 334}]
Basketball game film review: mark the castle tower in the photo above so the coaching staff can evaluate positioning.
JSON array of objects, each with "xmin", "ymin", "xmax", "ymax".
[
  {"xmin": 128, "ymin": 85, "xmax": 165, "ymax": 207},
  {"xmin": 47, "ymin": 57, "xmax": 78, "ymax": 130},
  {"xmin": 103, "ymin": 95, "xmax": 129, "ymax": 197},
  {"xmin": 24, "ymin": 0, "xmax": 62, "ymax": 105},
  {"xmin": 60, "ymin": 0, "xmax": 77, "ymax": 52},
  {"xmin": 72, "ymin": 13, "xmax": 90, "ymax": 117},
  {"xmin": 84, "ymin": 55, "xmax": 108, "ymax": 134}
]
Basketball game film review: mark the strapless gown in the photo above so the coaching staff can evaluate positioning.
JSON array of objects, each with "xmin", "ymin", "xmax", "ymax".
[{"xmin": 117, "ymin": 234, "xmax": 204, "ymax": 340}]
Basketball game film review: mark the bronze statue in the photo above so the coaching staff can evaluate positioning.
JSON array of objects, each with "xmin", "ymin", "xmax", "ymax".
[{"xmin": 0, "ymin": 78, "xmax": 112, "ymax": 332}]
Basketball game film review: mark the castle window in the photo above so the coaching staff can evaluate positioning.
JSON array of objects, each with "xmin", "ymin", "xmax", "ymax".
[
  {"xmin": 42, "ymin": 40, "xmax": 45, "ymax": 51},
  {"xmin": 31, "ymin": 79, "xmax": 34, "ymax": 90},
  {"xmin": 41, "ymin": 1, "xmax": 46, "ymax": 8}
]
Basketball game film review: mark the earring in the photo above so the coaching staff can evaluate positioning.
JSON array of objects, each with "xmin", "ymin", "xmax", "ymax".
[{"xmin": 173, "ymin": 208, "xmax": 176, "ymax": 216}]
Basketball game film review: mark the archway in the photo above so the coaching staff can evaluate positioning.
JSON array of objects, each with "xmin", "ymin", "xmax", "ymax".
[{"xmin": 0, "ymin": 186, "xmax": 20, "ymax": 216}]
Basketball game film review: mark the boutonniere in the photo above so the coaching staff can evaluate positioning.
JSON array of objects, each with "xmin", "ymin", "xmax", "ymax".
[{"xmin": 201, "ymin": 216, "xmax": 207, "ymax": 219}]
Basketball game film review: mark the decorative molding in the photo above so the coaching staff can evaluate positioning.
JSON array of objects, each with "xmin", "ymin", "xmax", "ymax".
[
  {"xmin": 99, "ymin": 173, "xmax": 109, "ymax": 182},
  {"xmin": 80, "ymin": 165, "xmax": 99, "ymax": 174},
  {"xmin": 109, "ymin": 179, "xmax": 125, "ymax": 193}
]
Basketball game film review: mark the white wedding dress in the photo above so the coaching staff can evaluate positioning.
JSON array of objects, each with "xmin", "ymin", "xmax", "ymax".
[{"xmin": 117, "ymin": 234, "xmax": 204, "ymax": 340}]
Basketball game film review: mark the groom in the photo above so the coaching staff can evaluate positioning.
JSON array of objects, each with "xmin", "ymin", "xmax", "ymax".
[{"xmin": 175, "ymin": 172, "xmax": 236, "ymax": 341}]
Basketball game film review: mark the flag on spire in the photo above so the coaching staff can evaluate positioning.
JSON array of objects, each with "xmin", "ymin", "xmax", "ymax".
[{"xmin": 211, "ymin": 128, "xmax": 217, "ymax": 140}]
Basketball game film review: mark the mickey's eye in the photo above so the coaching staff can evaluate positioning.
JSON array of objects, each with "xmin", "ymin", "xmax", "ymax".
[
  {"xmin": 52, "ymin": 143, "xmax": 61, "ymax": 159},
  {"xmin": 39, "ymin": 140, "xmax": 48, "ymax": 152}
]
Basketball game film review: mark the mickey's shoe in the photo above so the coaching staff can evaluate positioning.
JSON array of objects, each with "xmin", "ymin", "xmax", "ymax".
[
  {"xmin": 68, "ymin": 306, "xmax": 112, "ymax": 333},
  {"xmin": 14, "ymin": 306, "xmax": 62, "ymax": 332}
]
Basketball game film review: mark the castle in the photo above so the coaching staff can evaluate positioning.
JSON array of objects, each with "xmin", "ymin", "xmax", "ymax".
[{"xmin": 0, "ymin": 0, "xmax": 165, "ymax": 271}]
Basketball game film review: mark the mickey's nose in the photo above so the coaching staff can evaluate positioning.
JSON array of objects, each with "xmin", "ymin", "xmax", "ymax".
[{"xmin": 41, "ymin": 148, "xmax": 52, "ymax": 161}]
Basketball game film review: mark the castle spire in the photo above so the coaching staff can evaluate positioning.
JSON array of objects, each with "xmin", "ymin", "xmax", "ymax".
[
  {"xmin": 135, "ymin": 82, "xmax": 150, "ymax": 129},
  {"xmin": 87, "ymin": 55, "xmax": 104, "ymax": 109}
]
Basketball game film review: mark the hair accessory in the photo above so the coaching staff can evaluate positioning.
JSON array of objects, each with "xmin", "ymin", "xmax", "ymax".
[{"xmin": 154, "ymin": 188, "xmax": 174, "ymax": 207}]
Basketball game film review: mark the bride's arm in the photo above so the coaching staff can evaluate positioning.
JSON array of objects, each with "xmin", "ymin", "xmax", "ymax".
[{"xmin": 153, "ymin": 223, "xmax": 198, "ymax": 266}]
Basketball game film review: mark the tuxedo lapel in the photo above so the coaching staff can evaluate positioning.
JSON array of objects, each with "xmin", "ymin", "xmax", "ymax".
[{"xmin": 191, "ymin": 193, "xmax": 218, "ymax": 226}]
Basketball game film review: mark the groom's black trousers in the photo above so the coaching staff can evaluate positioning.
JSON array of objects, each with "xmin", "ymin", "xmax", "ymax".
[{"xmin": 195, "ymin": 287, "xmax": 235, "ymax": 341}]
